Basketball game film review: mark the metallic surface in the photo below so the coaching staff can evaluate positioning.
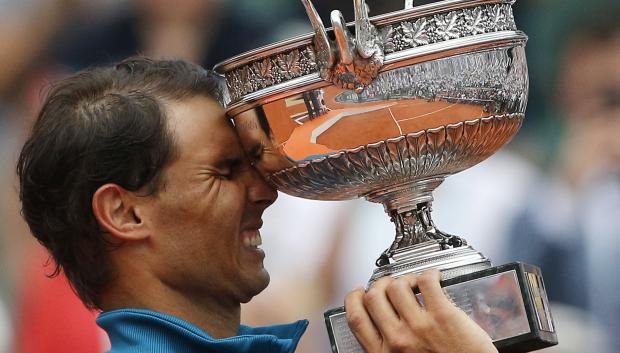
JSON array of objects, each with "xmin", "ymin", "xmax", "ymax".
[
  {"xmin": 217, "ymin": 0, "xmax": 530, "ymax": 303},
  {"xmin": 215, "ymin": 0, "xmax": 518, "ymax": 105},
  {"xmin": 370, "ymin": 239, "xmax": 492, "ymax": 283},
  {"xmin": 232, "ymin": 45, "xmax": 528, "ymax": 206}
]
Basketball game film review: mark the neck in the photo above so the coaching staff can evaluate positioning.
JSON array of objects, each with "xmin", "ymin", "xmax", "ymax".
[{"xmin": 100, "ymin": 271, "xmax": 241, "ymax": 338}]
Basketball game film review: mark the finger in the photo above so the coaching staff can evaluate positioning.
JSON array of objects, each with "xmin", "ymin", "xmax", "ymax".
[
  {"xmin": 364, "ymin": 277, "xmax": 401, "ymax": 332},
  {"xmin": 416, "ymin": 269, "xmax": 453, "ymax": 312},
  {"xmin": 385, "ymin": 273, "xmax": 425, "ymax": 324},
  {"xmin": 345, "ymin": 288, "xmax": 382, "ymax": 351}
]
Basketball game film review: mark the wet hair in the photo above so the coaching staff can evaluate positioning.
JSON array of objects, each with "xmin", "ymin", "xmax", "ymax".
[{"xmin": 16, "ymin": 57, "xmax": 224, "ymax": 308}]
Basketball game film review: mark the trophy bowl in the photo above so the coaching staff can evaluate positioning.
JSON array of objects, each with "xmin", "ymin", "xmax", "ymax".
[{"xmin": 215, "ymin": 0, "xmax": 557, "ymax": 352}]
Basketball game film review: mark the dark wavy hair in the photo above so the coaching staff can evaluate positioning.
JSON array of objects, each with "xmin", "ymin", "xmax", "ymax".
[{"xmin": 16, "ymin": 57, "xmax": 224, "ymax": 308}]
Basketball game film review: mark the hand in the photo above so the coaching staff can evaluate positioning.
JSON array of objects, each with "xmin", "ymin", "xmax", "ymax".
[{"xmin": 344, "ymin": 270, "xmax": 498, "ymax": 353}]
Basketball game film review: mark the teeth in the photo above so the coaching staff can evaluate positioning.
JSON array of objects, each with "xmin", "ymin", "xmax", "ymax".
[
  {"xmin": 250, "ymin": 232, "xmax": 262, "ymax": 247},
  {"xmin": 244, "ymin": 231, "xmax": 262, "ymax": 248},
  {"xmin": 243, "ymin": 236, "xmax": 252, "ymax": 248},
  {"xmin": 253, "ymin": 233, "xmax": 262, "ymax": 246}
]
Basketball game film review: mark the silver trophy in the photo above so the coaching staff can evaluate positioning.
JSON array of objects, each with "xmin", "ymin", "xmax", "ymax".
[{"xmin": 214, "ymin": 0, "xmax": 557, "ymax": 351}]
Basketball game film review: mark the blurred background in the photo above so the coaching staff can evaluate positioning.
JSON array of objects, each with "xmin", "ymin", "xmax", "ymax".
[{"xmin": 0, "ymin": 0, "xmax": 618, "ymax": 352}]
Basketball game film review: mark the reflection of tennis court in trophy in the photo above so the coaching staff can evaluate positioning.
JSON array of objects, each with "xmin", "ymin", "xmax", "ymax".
[{"xmin": 263, "ymin": 86, "xmax": 489, "ymax": 161}]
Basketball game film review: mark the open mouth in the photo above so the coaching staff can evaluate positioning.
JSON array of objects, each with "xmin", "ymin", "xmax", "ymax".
[{"xmin": 242, "ymin": 229, "xmax": 262, "ymax": 248}]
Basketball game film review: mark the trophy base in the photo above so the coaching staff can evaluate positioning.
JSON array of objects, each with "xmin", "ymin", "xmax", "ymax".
[
  {"xmin": 325, "ymin": 262, "xmax": 558, "ymax": 353},
  {"xmin": 369, "ymin": 239, "xmax": 492, "ymax": 284}
]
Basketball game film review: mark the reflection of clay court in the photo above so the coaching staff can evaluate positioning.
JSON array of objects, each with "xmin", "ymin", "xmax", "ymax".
[{"xmin": 263, "ymin": 85, "xmax": 489, "ymax": 161}]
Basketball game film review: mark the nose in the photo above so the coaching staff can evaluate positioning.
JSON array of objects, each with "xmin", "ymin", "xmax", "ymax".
[{"xmin": 245, "ymin": 163, "xmax": 278, "ymax": 208}]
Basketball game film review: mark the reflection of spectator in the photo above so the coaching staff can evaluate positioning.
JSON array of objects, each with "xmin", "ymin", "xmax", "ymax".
[
  {"xmin": 302, "ymin": 90, "xmax": 327, "ymax": 119},
  {"xmin": 316, "ymin": 89, "xmax": 328, "ymax": 115},
  {"xmin": 504, "ymin": 1, "xmax": 620, "ymax": 351},
  {"xmin": 302, "ymin": 92, "xmax": 316, "ymax": 119}
]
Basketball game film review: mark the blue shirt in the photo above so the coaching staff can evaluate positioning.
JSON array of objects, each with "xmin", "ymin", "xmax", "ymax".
[{"xmin": 97, "ymin": 308, "xmax": 308, "ymax": 353}]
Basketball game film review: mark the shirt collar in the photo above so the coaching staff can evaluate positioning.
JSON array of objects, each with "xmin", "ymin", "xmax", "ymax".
[{"xmin": 97, "ymin": 308, "xmax": 308, "ymax": 353}]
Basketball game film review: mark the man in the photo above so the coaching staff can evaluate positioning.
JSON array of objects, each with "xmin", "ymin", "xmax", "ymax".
[{"xmin": 17, "ymin": 57, "xmax": 497, "ymax": 353}]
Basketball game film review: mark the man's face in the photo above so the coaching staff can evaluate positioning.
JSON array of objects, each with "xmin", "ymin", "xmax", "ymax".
[
  {"xmin": 234, "ymin": 109, "xmax": 294, "ymax": 176},
  {"xmin": 142, "ymin": 96, "xmax": 277, "ymax": 305}
]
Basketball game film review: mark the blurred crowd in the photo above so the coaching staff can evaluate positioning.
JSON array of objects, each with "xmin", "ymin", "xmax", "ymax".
[{"xmin": 0, "ymin": 0, "xmax": 618, "ymax": 352}]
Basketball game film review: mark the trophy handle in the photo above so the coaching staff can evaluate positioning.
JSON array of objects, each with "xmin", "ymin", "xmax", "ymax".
[
  {"xmin": 331, "ymin": 10, "xmax": 355, "ymax": 66},
  {"xmin": 300, "ymin": 0, "xmax": 335, "ymax": 69},
  {"xmin": 354, "ymin": 0, "xmax": 375, "ymax": 58},
  {"xmin": 301, "ymin": 0, "xmax": 385, "ymax": 92}
]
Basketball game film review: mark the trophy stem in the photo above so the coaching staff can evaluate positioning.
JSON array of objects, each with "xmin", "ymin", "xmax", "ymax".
[
  {"xmin": 364, "ymin": 178, "xmax": 467, "ymax": 266},
  {"xmin": 364, "ymin": 177, "xmax": 444, "ymax": 213}
]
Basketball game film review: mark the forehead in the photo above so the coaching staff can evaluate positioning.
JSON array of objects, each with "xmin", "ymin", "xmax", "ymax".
[{"xmin": 164, "ymin": 96, "xmax": 240, "ymax": 157}]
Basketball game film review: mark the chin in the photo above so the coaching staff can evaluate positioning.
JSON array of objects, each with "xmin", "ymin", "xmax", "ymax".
[{"xmin": 240, "ymin": 270, "xmax": 270, "ymax": 303}]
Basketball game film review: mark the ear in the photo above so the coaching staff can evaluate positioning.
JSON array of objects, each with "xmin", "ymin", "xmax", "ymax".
[{"xmin": 92, "ymin": 184, "xmax": 150, "ymax": 242}]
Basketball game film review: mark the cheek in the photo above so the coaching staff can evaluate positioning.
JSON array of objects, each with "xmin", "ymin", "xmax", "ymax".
[
  {"xmin": 148, "ymin": 179, "xmax": 248, "ymax": 253},
  {"xmin": 212, "ymin": 190, "xmax": 249, "ymax": 268},
  {"xmin": 148, "ymin": 187, "xmax": 209, "ymax": 246},
  {"xmin": 210, "ymin": 181, "xmax": 247, "ymax": 226},
  {"xmin": 168, "ymin": 178, "xmax": 248, "ymax": 247}
]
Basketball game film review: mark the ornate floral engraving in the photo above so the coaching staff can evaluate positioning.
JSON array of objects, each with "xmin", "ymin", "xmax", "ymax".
[
  {"xmin": 464, "ymin": 7, "xmax": 485, "ymax": 35},
  {"xmin": 254, "ymin": 58, "xmax": 273, "ymax": 86},
  {"xmin": 276, "ymin": 50, "xmax": 302, "ymax": 80},
  {"xmin": 225, "ymin": 46, "xmax": 318, "ymax": 101},
  {"xmin": 435, "ymin": 13, "xmax": 461, "ymax": 41},
  {"xmin": 299, "ymin": 47, "xmax": 317, "ymax": 71},
  {"xmin": 238, "ymin": 66, "xmax": 255, "ymax": 94},
  {"xmin": 224, "ymin": 3, "xmax": 517, "ymax": 103},
  {"xmin": 379, "ymin": 25, "xmax": 397, "ymax": 54},
  {"xmin": 492, "ymin": 4, "xmax": 508, "ymax": 29},
  {"xmin": 402, "ymin": 18, "xmax": 430, "ymax": 47},
  {"xmin": 378, "ymin": 4, "xmax": 516, "ymax": 54}
]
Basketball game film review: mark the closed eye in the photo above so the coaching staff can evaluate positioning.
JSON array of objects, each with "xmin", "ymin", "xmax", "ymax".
[
  {"xmin": 211, "ymin": 156, "xmax": 245, "ymax": 179},
  {"xmin": 247, "ymin": 143, "xmax": 264, "ymax": 165}
]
